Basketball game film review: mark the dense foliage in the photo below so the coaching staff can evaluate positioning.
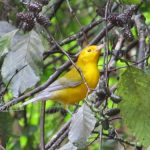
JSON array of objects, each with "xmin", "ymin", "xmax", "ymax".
[{"xmin": 0, "ymin": 0, "xmax": 150, "ymax": 149}]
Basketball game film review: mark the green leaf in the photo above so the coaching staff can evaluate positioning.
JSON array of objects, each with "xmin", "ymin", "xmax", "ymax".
[
  {"xmin": 0, "ymin": 29, "xmax": 18, "ymax": 59},
  {"xmin": 116, "ymin": 0, "xmax": 141, "ymax": 4},
  {"xmin": 117, "ymin": 66, "xmax": 150, "ymax": 147},
  {"xmin": 1, "ymin": 30, "xmax": 44, "ymax": 97}
]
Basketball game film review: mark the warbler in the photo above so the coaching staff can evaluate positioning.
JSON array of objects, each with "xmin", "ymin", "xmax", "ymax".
[{"xmin": 22, "ymin": 45, "xmax": 103, "ymax": 106}]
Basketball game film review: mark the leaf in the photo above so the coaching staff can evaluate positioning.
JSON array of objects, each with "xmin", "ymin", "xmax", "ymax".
[
  {"xmin": 68, "ymin": 103, "xmax": 96, "ymax": 148},
  {"xmin": 1, "ymin": 30, "xmax": 44, "ymax": 97},
  {"xmin": 116, "ymin": 0, "xmax": 141, "ymax": 4},
  {"xmin": 144, "ymin": 65, "xmax": 150, "ymax": 74},
  {"xmin": 0, "ymin": 21, "xmax": 16, "ymax": 37},
  {"xmin": 117, "ymin": 66, "xmax": 150, "ymax": 147},
  {"xmin": 0, "ymin": 29, "xmax": 18, "ymax": 58},
  {"xmin": 58, "ymin": 142, "xmax": 77, "ymax": 150}
]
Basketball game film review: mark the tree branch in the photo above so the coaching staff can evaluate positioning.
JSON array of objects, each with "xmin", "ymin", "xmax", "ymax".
[
  {"xmin": 45, "ymin": 121, "xmax": 71, "ymax": 149},
  {"xmin": 43, "ymin": 18, "xmax": 104, "ymax": 59},
  {"xmin": 48, "ymin": 0, "xmax": 65, "ymax": 20}
]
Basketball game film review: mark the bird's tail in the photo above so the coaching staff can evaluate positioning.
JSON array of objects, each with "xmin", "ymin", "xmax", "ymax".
[{"xmin": 21, "ymin": 94, "xmax": 51, "ymax": 107}]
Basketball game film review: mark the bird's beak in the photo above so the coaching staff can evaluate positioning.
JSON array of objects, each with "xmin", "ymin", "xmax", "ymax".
[{"xmin": 97, "ymin": 44, "xmax": 104, "ymax": 51}]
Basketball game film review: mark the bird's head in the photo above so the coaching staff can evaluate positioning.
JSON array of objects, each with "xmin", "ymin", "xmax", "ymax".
[{"xmin": 77, "ymin": 44, "xmax": 104, "ymax": 64}]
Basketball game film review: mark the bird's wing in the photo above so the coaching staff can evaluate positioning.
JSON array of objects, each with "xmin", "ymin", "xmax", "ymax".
[
  {"xmin": 22, "ymin": 67, "xmax": 83, "ymax": 106},
  {"xmin": 42, "ymin": 67, "xmax": 83, "ymax": 93}
]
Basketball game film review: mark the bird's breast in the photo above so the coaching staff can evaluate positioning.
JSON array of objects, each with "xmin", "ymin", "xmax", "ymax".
[
  {"xmin": 50, "ymin": 64, "xmax": 100, "ymax": 105},
  {"xmin": 83, "ymin": 64, "xmax": 100, "ymax": 89}
]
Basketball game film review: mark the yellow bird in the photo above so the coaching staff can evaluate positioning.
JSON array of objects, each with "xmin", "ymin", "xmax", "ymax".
[{"xmin": 22, "ymin": 45, "xmax": 103, "ymax": 106}]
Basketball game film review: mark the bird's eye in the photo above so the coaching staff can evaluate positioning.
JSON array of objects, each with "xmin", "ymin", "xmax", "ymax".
[{"xmin": 87, "ymin": 49, "xmax": 91, "ymax": 52}]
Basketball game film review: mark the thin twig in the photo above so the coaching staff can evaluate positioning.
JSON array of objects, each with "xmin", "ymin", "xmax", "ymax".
[
  {"xmin": 46, "ymin": 29, "xmax": 92, "ymax": 93},
  {"xmin": 48, "ymin": 0, "xmax": 65, "ymax": 20},
  {"xmin": 0, "ymin": 65, "xmax": 27, "ymax": 97},
  {"xmin": 0, "ymin": 19, "xmax": 113, "ymax": 111},
  {"xmin": 108, "ymin": 34, "xmax": 124, "ymax": 68},
  {"xmin": 0, "ymin": 145, "xmax": 5, "ymax": 150},
  {"xmin": 44, "ymin": 18, "xmax": 104, "ymax": 59},
  {"xmin": 66, "ymin": 0, "xmax": 88, "ymax": 44},
  {"xmin": 89, "ymin": 23, "xmax": 114, "ymax": 45},
  {"xmin": 0, "ymin": 61, "xmax": 73, "ymax": 111},
  {"xmin": 45, "ymin": 121, "xmax": 71, "ymax": 149},
  {"xmin": 48, "ymin": 128, "xmax": 69, "ymax": 150},
  {"xmin": 134, "ymin": 14, "xmax": 146, "ymax": 69}
]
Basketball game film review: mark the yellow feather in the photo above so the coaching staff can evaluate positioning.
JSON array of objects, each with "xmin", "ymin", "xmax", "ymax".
[{"xmin": 22, "ymin": 45, "xmax": 103, "ymax": 106}]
